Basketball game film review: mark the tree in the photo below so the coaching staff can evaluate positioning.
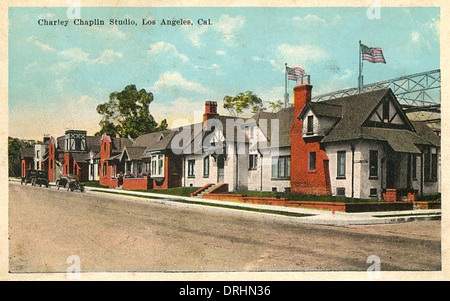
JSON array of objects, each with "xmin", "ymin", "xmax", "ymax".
[
  {"xmin": 95, "ymin": 85, "xmax": 168, "ymax": 138},
  {"xmin": 8, "ymin": 137, "xmax": 38, "ymax": 177},
  {"xmin": 268, "ymin": 100, "xmax": 283, "ymax": 112},
  {"xmin": 223, "ymin": 91, "xmax": 266, "ymax": 116}
]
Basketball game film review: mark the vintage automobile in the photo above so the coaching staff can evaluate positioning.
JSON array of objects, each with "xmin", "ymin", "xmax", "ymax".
[
  {"xmin": 56, "ymin": 174, "xmax": 84, "ymax": 192},
  {"xmin": 20, "ymin": 169, "xmax": 37, "ymax": 185},
  {"xmin": 34, "ymin": 170, "xmax": 49, "ymax": 187}
]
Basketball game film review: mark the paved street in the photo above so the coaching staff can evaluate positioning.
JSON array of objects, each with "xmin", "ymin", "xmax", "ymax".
[{"xmin": 9, "ymin": 182, "xmax": 441, "ymax": 273}]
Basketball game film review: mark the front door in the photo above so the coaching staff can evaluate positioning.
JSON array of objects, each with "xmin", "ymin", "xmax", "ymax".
[{"xmin": 217, "ymin": 155, "xmax": 225, "ymax": 183}]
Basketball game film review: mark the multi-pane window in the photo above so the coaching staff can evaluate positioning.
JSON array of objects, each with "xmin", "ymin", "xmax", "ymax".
[
  {"xmin": 307, "ymin": 115, "xmax": 314, "ymax": 134},
  {"xmin": 271, "ymin": 156, "xmax": 290, "ymax": 179},
  {"xmin": 308, "ymin": 152, "xmax": 316, "ymax": 171},
  {"xmin": 337, "ymin": 151, "xmax": 346, "ymax": 178},
  {"xmin": 249, "ymin": 154, "xmax": 258, "ymax": 170},
  {"xmin": 158, "ymin": 155, "xmax": 164, "ymax": 175},
  {"xmin": 369, "ymin": 150, "xmax": 378, "ymax": 178},
  {"xmin": 188, "ymin": 160, "xmax": 195, "ymax": 177},
  {"xmin": 203, "ymin": 156, "xmax": 209, "ymax": 177}
]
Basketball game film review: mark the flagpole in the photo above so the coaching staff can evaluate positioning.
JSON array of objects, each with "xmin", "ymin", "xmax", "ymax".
[
  {"xmin": 358, "ymin": 40, "xmax": 364, "ymax": 93},
  {"xmin": 284, "ymin": 63, "xmax": 288, "ymax": 108},
  {"xmin": 358, "ymin": 40, "xmax": 362, "ymax": 93}
]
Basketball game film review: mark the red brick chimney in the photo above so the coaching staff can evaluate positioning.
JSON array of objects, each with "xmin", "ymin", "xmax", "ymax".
[
  {"xmin": 293, "ymin": 84, "xmax": 312, "ymax": 121},
  {"xmin": 203, "ymin": 101, "xmax": 218, "ymax": 122}
]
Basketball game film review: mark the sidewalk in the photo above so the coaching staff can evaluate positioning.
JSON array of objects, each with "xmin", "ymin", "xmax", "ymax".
[
  {"xmin": 9, "ymin": 179, "xmax": 441, "ymax": 226},
  {"xmin": 81, "ymin": 185, "xmax": 441, "ymax": 226}
]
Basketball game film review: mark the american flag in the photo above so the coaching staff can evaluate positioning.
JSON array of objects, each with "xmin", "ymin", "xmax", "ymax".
[
  {"xmin": 361, "ymin": 44, "xmax": 386, "ymax": 64},
  {"xmin": 286, "ymin": 66, "xmax": 305, "ymax": 81}
]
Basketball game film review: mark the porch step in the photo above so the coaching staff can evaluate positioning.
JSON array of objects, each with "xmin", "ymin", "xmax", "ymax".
[{"xmin": 193, "ymin": 183, "xmax": 225, "ymax": 198}]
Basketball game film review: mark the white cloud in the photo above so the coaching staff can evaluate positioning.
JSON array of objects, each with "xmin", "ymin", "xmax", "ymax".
[
  {"xmin": 215, "ymin": 14, "xmax": 245, "ymax": 44},
  {"xmin": 292, "ymin": 14, "xmax": 327, "ymax": 26},
  {"xmin": 26, "ymin": 36, "xmax": 56, "ymax": 52},
  {"xmin": 274, "ymin": 43, "xmax": 328, "ymax": 71},
  {"xmin": 59, "ymin": 47, "xmax": 90, "ymax": 62},
  {"xmin": 148, "ymin": 41, "xmax": 189, "ymax": 62},
  {"xmin": 92, "ymin": 49, "xmax": 123, "ymax": 64},
  {"xmin": 195, "ymin": 63, "xmax": 222, "ymax": 74},
  {"xmin": 180, "ymin": 25, "xmax": 208, "ymax": 47},
  {"xmin": 425, "ymin": 17, "xmax": 440, "ymax": 39},
  {"xmin": 93, "ymin": 24, "xmax": 127, "ymax": 39},
  {"xmin": 411, "ymin": 31, "xmax": 421, "ymax": 43},
  {"xmin": 216, "ymin": 50, "xmax": 226, "ymax": 56},
  {"xmin": 151, "ymin": 71, "xmax": 209, "ymax": 94},
  {"xmin": 314, "ymin": 69, "xmax": 354, "ymax": 95}
]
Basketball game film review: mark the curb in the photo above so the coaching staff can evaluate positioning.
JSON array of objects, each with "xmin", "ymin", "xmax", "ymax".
[{"xmin": 9, "ymin": 179, "xmax": 441, "ymax": 226}]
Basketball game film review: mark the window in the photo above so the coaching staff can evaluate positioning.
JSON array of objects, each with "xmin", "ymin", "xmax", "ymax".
[
  {"xmin": 249, "ymin": 154, "xmax": 258, "ymax": 170},
  {"xmin": 412, "ymin": 155, "xmax": 417, "ymax": 180},
  {"xmin": 188, "ymin": 160, "xmax": 195, "ymax": 177},
  {"xmin": 424, "ymin": 147, "xmax": 438, "ymax": 182},
  {"xmin": 370, "ymin": 188, "xmax": 377, "ymax": 197},
  {"xmin": 158, "ymin": 155, "xmax": 164, "ymax": 175},
  {"xmin": 369, "ymin": 150, "xmax": 378, "ymax": 178},
  {"xmin": 203, "ymin": 156, "xmax": 209, "ymax": 177},
  {"xmin": 102, "ymin": 163, "xmax": 106, "ymax": 177},
  {"xmin": 382, "ymin": 101, "xmax": 390, "ymax": 121},
  {"xmin": 307, "ymin": 115, "xmax": 314, "ymax": 134},
  {"xmin": 271, "ymin": 156, "xmax": 290, "ymax": 179},
  {"xmin": 337, "ymin": 151, "xmax": 346, "ymax": 178},
  {"xmin": 308, "ymin": 152, "xmax": 316, "ymax": 171}
]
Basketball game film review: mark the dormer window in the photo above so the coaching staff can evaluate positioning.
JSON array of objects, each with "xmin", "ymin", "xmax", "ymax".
[{"xmin": 307, "ymin": 115, "xmax": 314, "ymax": 134}]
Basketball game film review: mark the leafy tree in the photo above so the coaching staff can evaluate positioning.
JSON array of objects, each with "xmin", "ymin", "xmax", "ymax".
[
  {"xmin": 95, "ymin": 85, "xmax": 167, "ymax": 138},
  {"xmin": 8, "ymin": 137, "xmax": 38, "ymax": 177},
  {"xmin": 268, "ymin": 100, "xmax": 283, "ymax": 112},
  {"xmin": 223, "ymin": 91, "xmax": 266, "ymax": 116}
]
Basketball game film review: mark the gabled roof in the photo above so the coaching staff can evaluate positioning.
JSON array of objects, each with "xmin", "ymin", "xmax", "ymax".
[
  {"xmin": 20, "ymin": 147, "xmax": 34, "ymax": 158},
  {"xmin": 298, "ymin": 102, "xmax": 342, "ymax": 120},
  {"xmin": 121, "ymin": 146, "xmax": 147, "ymax": 161},
  {"xmin": 313, "ymin": 88, "xmax": 440, "ymax": 152},
  {"xmin": 249, "ymin": 107, "xmax": 295, "ymax": 148}
]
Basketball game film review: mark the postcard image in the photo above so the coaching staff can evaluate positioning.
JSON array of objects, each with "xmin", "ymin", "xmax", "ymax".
[{"xmin": 3, "ymin": 1, "xmax": 446, "ymax": 282}]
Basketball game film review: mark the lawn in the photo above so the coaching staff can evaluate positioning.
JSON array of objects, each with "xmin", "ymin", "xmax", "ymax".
[
  {"xmin": 131, "ymin": 186, "xmax": 200, "ymax": 197},
  {"xmin": 228, "ymin": 190, "xmax": 385, "ymax": 203}
]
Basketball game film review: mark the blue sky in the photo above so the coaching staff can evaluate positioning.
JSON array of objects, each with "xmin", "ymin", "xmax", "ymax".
[{"xmin": 8, "ymin": 6, "xmax": 440, "ymax": 139}]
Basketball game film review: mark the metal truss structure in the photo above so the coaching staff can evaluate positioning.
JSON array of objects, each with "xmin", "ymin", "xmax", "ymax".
[{"xmin": 312, "ymin": 69, "xmax": 441, "ymax": 134}]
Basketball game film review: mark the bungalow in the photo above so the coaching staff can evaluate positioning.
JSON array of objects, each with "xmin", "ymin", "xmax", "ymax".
[
  {"xmin": 99, "ymin": 130, "xmax": 183, "ymax": 190},
  {"xmin": 294, "ymin": 82, "xmax": 440, "ymax": 200},
  {"xmin": 183, "ymin": 80, "xmax": 440, "ymax": 201}
]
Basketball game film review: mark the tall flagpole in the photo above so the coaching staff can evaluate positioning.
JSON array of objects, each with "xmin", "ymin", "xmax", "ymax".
[
  {"xmin": 284, "ymin": 63, "xmax": 288, "ymax": 107},
  {"xmin": 358, "ymin": 40, "xmax": 363, "ymax": 93}
]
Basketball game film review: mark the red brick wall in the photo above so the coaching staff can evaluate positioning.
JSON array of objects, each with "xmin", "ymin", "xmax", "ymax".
[
  {"xmin": 21, "ymin": 158, "xmax": 33, "ymax": 177},
  {"xmin": 99, "ymin": 135, "xmax": 117, "ymax": 187},
  {"xmin": 123, "ymin": 177, "xmax": 150, "ymax": 190},
  {"xmin": 48, "ymin": 138, "xmax": 55, "ymax": 182},
  {"xmin": 290, "ymin": 84, "xmax": 331, "ymax": 196}
]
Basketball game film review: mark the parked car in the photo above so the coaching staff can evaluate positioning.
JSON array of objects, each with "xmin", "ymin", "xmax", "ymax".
[
  {"xmin": 56, "ymin": 174, "xmax": 84, "ymax": 192},
  {"xmin": 21, "ymin": 169, "xmax": 37, "ymax": 185},
  {"xmin": 34, "ymin": 170, "xmax": 49, "ymax": 187}
]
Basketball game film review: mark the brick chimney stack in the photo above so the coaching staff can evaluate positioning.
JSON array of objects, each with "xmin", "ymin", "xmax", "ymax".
[
  {"xmin": 203, "ymin": 101, "xmax": 218, "ymax": 122},
  {"xmin": 293, "ymin": 82, "xmax": 312, "ymax": 121}
]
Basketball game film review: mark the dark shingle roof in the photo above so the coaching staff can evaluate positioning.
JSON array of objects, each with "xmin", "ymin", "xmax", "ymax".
[
  {"xmin": 20, "ymin": 147, "xmax": 34, "ymax": 158},
  {"xmin": 316, "ymin": 88, "xmax": 439, "ymax": 153},
  {"xmin": 122, "ymin": 146, "xmax": 147, "ymax": 160}
]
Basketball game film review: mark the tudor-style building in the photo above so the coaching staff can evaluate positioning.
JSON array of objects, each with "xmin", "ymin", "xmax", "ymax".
[
  {"xmin": 293, "ymin": 83, "xmax": 440, "ymax": 200},
  {"xmin": 182, "ymin": 81, "xmax": 440, "ymax": 201}
]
